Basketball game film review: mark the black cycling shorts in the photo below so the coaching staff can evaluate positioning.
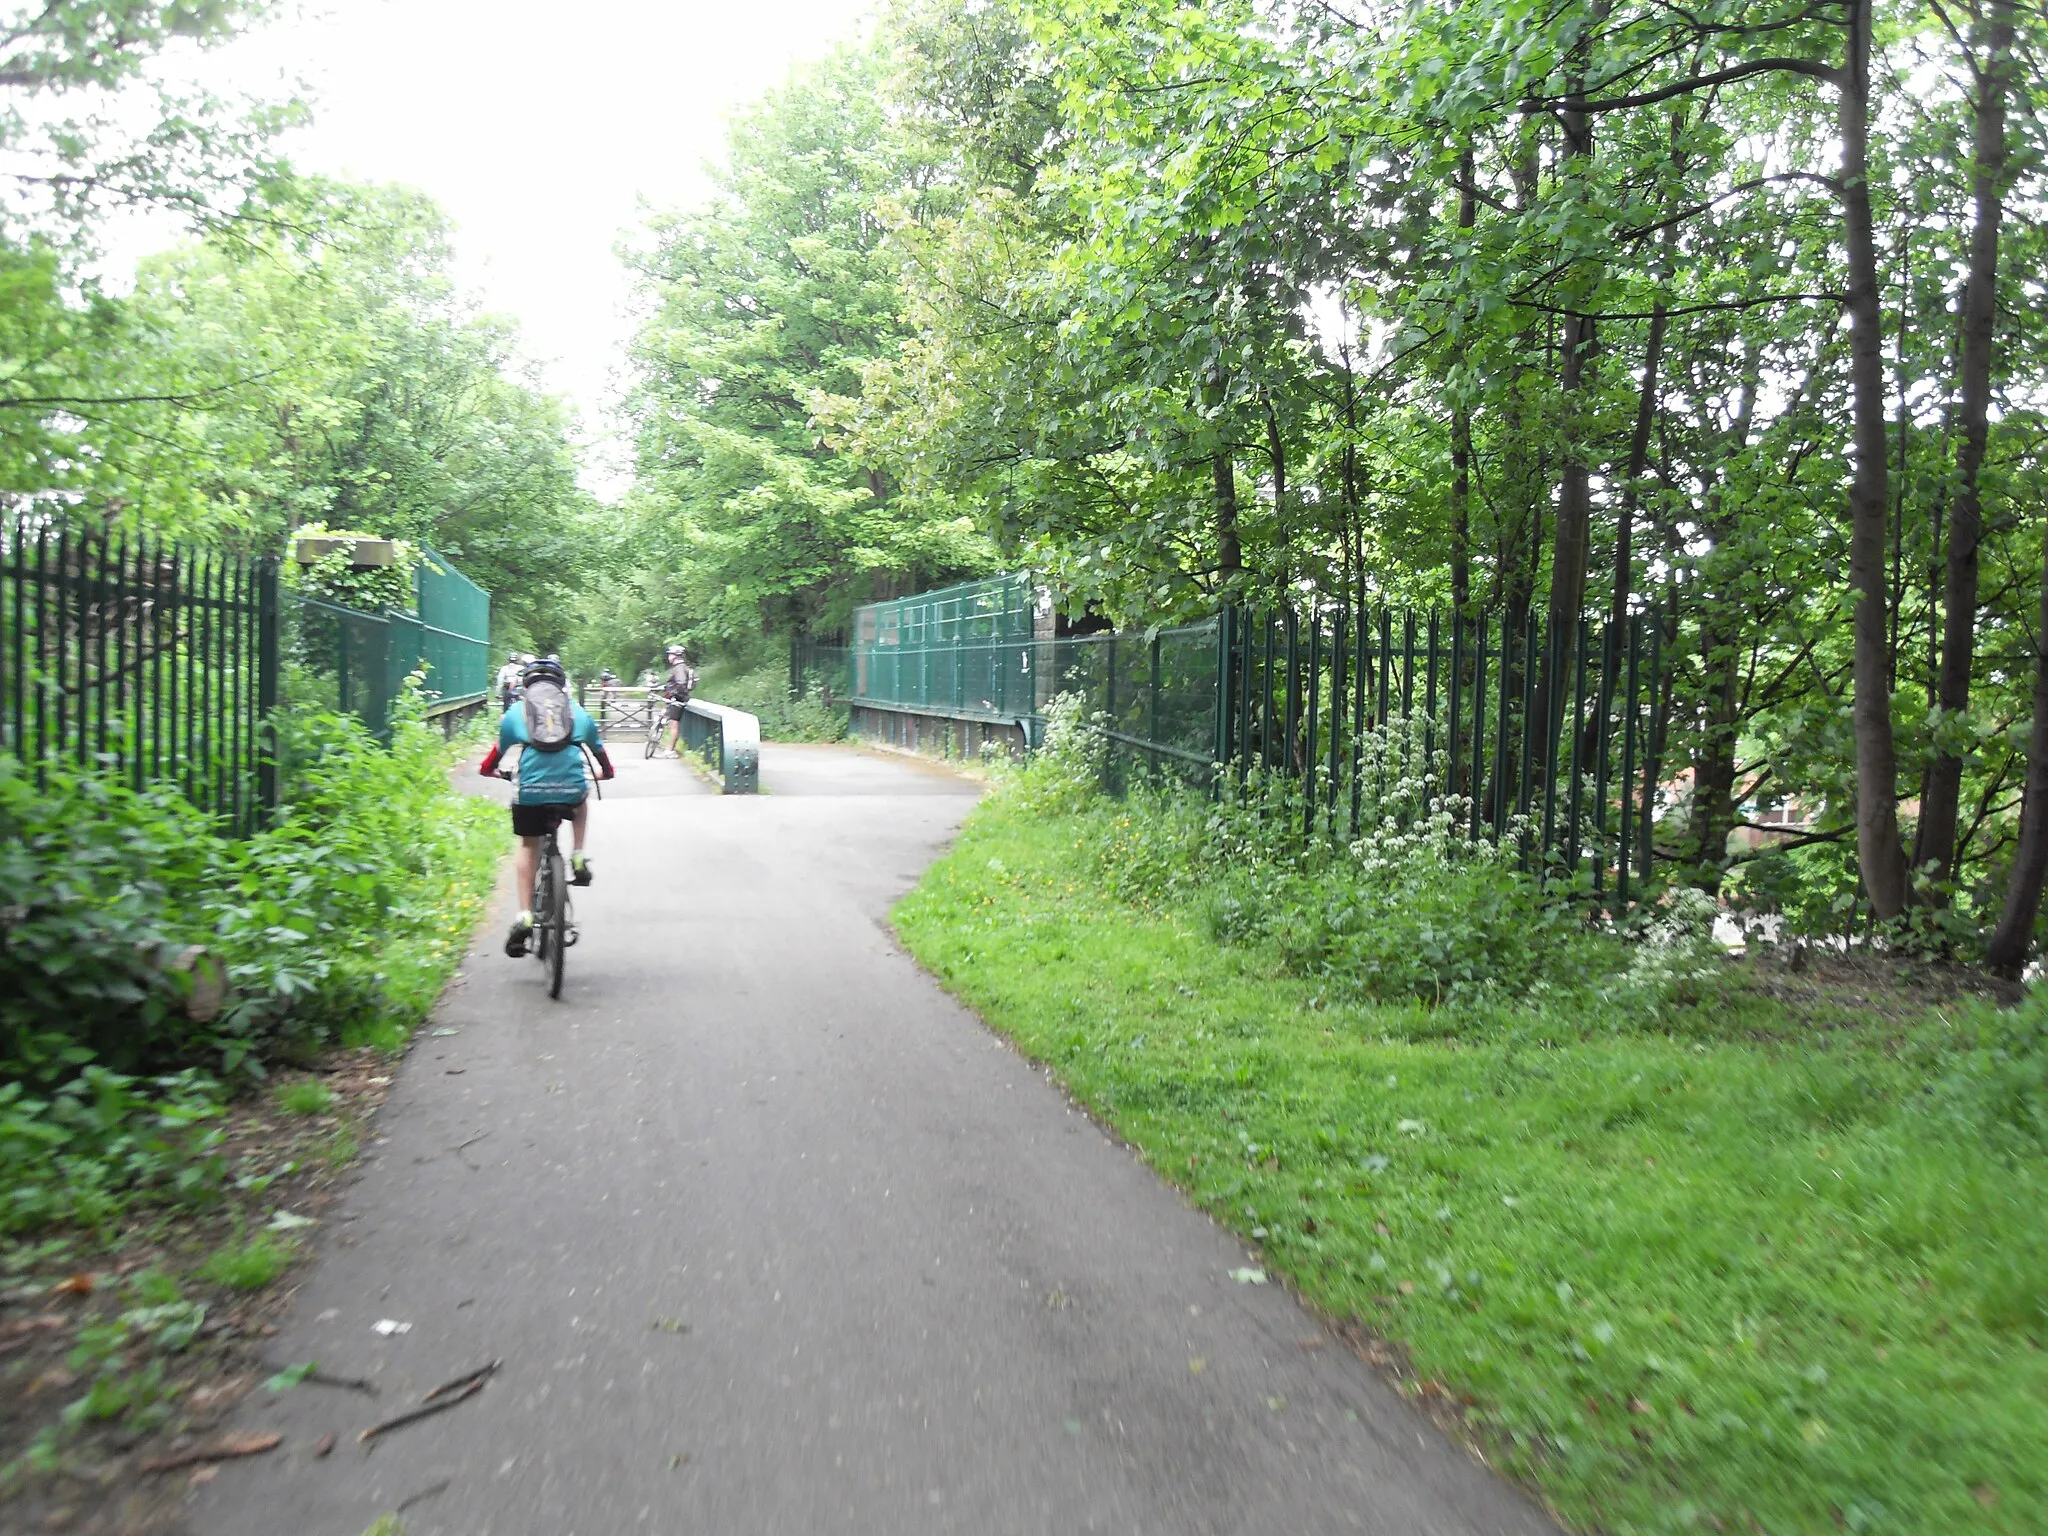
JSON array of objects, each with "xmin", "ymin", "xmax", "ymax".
[
  {"xmin": 664, "ymin": 700, "xmax": 686, "ymax": 721},
  {"xmin": 510, "ymin": 799, "xmax": 584, "ymax": 838}
]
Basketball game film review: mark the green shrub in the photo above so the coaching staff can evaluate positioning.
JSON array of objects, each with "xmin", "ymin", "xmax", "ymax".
[
  {"xmin": 2, "ymin": 701, "xmax": 495, "ymax": 1086},
  {"xmin": 696, "ymin": 660, "xmax": 849, "ymax": 742},
  {"xmin": 1014, "ymin": 706, "xmax": 1721, "ymax": 1014},
  {"xmin": 0, "ymin": 1068, "xmax": 226, "ymax": 1235}
]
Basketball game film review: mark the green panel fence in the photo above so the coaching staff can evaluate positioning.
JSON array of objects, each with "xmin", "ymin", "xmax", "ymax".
[
  {"xmin": 285, "ymin": 544, "xmax": 491, "ymax": 738},
  {"xmin": 850, "ymin": 575, "xmax": 1039, "ymax": 718},
  {"xmin": 413, "ymin": 546, "xmax": 491, "ymax": 706}
]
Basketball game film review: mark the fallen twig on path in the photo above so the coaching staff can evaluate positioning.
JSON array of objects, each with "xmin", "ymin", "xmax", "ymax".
[
  {"xmin": 309, "ymin": 1367, "xmax": 380, "ymax": 1394},
  {"xmin": 266, "ymin": 1360, "xmax": 379, "ymax": 1394},
  {"xmin": 140, "ymin": 1431, "xmax": 282, "ymax": 1473},
  {"xmin": 397, "ymin": 1476, "xmax": 453, "ymax": 1512},
  {"xmin": 358, "ymin": 1359, "xmax": 500, "ymax": 1444},
  {"xmin": 422, "ymin": 1359, "xmax": 499, "ymax": 1403}
]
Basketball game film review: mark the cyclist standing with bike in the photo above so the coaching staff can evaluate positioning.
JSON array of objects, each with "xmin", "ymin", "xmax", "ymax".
[
  {"xmin": 479, "ymin": 656, "xmax": 614, "ymax": 958},
  {"xmin": 656, "ymin": 643, "xmax": 698, "ymax": 758}
]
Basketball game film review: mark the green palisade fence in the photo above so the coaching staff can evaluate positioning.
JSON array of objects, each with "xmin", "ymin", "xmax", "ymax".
[
  {"xmin": 845, "ymin": 579, "xmax": 1670, "ymax": 905},
  {"xmin": 2, "ymin": 521, "xmax": 494, "ymax": 827},
  {"xmin": 1, "ymin": 518, "xmax": 279, "ymax": 834}
]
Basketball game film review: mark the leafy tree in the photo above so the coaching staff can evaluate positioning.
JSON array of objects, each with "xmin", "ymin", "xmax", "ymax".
[{"xmin": 620, "ymin": 42, "xmax": 995, "ymax": 650}]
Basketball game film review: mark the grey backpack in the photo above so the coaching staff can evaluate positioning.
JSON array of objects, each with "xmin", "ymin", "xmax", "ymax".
[{"xmin": 522, "ymin": 679, "xmax": 575, "ymax": 751}]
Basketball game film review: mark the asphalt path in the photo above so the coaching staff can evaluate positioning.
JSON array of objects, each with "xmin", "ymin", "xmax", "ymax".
[{"xmin": 190, "ymin": 742, "xmax": 1558, "ymax": 1536}]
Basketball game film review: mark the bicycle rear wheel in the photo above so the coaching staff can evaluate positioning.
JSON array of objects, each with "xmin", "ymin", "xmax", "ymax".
[
  {"xmin": 546, "ymin": 847, "xmax": 567, "ymax": 998},
  {"xmin": 532, "ymin": 855, "xmax": 553, "ymax": 968}
]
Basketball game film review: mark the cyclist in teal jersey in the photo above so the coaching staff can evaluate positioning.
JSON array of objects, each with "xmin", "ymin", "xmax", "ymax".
[{"xmin": 479, "ymin": 657, "xmax": 614, "ymax": 957}]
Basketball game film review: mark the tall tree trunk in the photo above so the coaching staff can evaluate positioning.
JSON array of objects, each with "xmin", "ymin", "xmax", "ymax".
[
  {"xmin": 1685, "ymin": 352, "xmax": 1758, "ymax": 874},
  {"xmin": 1611, "ymin": 292, "xmax": 1668, "ymax": 640},
  {"xmin": 1912, "ymin": 0, "xmax": 2015, "ymax": 900},
  {"xmin": 1543, "ymin": 94, "xmax": 1596, "ymax": 646},
  {"xmin": 1985, "ymin": 525, "xmax": 2048, "ymax": 978},
  {"xmin": 1213, "ymin": 451, "xmax": 1243, "ymax": 579},
  {"xmin": 1450, "ymin": 146, "xmax": 1476, "ymax": 615},
  {"xmin": 1841, "ymin": 0, "xmax": 1911, "ymax": 918},
  {"xmin": 1263, "ymin": 388, "xmax": 1288, "ymax": 579}
]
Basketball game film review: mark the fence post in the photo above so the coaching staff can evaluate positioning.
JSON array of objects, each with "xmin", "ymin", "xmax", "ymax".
[
  {"xmin": 1213, "ymin": 606, "xmax": 1234, "ymax": 769},
  {"xmin": 1304, "ymin": 614, "xmax": 1321, "ymax": 837},
  {"xmin": 1328, "ymin": 609, "xmax": 1345, "ymax": 834},
  {"xmin": 1148, "ymin": 631, "xmax": 1162, "ymax": 775},
  {"xmin": 1619, "ymin": 615, "xmax": 1641, "ymax": 909},
  {"xmin": 1642, "ymin": 610, "xmax": 1661, "ymax": 887},
  {"xmin": 258, "ymin": 556, "xmax": 280, "ymax": 821}
]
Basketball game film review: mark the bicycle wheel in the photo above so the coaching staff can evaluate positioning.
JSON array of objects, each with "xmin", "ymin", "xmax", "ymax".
[
  {"xmin": 644, "ymin": 718, "xmax": 659, "ymax": 759},
  {"xmin": 546, "ymin": 846, "xmax": 568, "ymax": 998},
  {"xmin": 532, "ymin": 852, "xmax": 553, "ymax": 968}
]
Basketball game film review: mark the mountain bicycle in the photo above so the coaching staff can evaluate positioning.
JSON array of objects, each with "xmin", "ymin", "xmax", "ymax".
[{"xmin": 530, "ymin": 820, "xmax": 575, "ymax": 999}]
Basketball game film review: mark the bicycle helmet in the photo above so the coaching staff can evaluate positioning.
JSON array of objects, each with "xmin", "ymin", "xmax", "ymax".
[{"xmin": 523, "ymin": 657, "xmax": 567, "ymax": 687}]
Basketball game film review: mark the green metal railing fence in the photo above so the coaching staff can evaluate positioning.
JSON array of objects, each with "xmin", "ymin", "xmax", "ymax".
[
  {"xmin": 1, "ymin": 518, "xmax": 279, "ymax": 833},
  {"xmin": 1204, "ymin": 602, "xmax": 1667, "ymax": 904},
  {"xmin": 2, "ymin": 521, "xmax": 495, "ymax": 827},
  {"xmin": 848, "ymin": 575, "xmax": 1039, "ymax": 717},
  {"xmin": 844, "ymin": 580, "xmax": 1670, "ymax": 903}
]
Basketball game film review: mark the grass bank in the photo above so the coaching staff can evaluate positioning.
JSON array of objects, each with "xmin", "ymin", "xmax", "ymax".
[{"xmin": 893, "ymin": 786, "xmax": 2048, "ymax": 1535}]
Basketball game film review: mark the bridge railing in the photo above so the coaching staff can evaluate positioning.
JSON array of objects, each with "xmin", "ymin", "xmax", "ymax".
[{"xmin": 677, "ymin": 699, "xmax": 759, "ymax": 794}]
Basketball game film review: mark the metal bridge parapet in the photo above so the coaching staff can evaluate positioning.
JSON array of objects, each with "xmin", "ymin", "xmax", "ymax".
[{"xmin": 679, "ymin": 699, "xmax": 759, "ymax": 794}]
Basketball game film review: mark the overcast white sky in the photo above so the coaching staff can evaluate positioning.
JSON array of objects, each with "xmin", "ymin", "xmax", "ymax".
[{"xmin": 125, "ymin": 0, "xmax": 875, "ymax": 494}]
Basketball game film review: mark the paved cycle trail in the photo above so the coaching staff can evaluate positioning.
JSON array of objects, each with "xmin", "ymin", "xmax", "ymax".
[{"xmin": 191, "ymin": 743, "xmax": 1558, "ymax": 1536}]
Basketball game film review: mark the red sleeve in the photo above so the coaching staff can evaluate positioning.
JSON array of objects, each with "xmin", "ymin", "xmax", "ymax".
[
  {"xmin": 479, "ymin": 745, "xmax": 502, "ymax": 776},
  {"xmin": 594, "ymin": 748, "xmax": 615, "ymax": 780}
]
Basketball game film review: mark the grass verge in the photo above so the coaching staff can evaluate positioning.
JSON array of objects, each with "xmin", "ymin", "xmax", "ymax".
[{"xmin": 893, "ymin": 789, "xmax": 2048, "ymax": 1536}]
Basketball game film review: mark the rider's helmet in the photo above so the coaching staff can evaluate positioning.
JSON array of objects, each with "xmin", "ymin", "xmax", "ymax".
[
  {"xmin": 523, "ymin": 657, "xmax": 567, "ymax": 688},
  {"xmin": 665, "ymin": 643, "xmax": 686, "ymax": 663}
]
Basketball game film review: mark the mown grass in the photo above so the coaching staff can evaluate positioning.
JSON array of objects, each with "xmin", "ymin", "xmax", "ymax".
[{"xmin": 894, "ymin": 791, "xmax": 2048, "ymax": 1536}]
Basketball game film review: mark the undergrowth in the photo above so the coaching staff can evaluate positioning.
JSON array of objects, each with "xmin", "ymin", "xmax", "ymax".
[
  {"xmin": 694, "ymin": 658, "xmax": 849, "ymax": 741},
  {"xmin": 0, "ymin": 689, "xmax": 499, "ymax": 1238},
  {"xmin": 896, "ymin": 701, "xmax": 2048, "ymax": 1535}
]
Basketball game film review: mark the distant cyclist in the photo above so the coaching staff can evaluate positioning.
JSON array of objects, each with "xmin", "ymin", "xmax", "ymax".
[
  {"xmin": 656, "ymin": 643, "xmax": 698, "ymax": 758},
  {"xmin": 480, "ymin": 656, "xmax": 614, "ymax": 958},
  {"xmin": 494, "ymin": 651, "xmax": 524, "ymax": 710}
]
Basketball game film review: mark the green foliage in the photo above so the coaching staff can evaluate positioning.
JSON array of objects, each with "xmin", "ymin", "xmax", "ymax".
[
  {"xmin": 1032, "ymin": 706, "xmax": 1665, "ymax": 1011},
  {"xmin": 198, "ymin": 1230, "xmax": 296, "ymax": 1290},
  {"xmin": 0, "ymin": 1069, "xmax": 225, "ymax": 1236},
  {"xmin": 694, "ymin": 659, "xmax": 849, "ymax": 742},
  {"xmin": 1, "ymin": 708, "xmax": 496, "ymax": 1087},
  {"xmin": 289, "ymin": 524, "xmax": 420, "ymax": 614},
  {"xmin": 273, "ymin": 1080, "xmax": 334, "ymax": 1117},
  {"xmin": 615, "ymin": 41, "xmax": 996, "ymax": 654},
  {"xmin": 897, "ymin": 782, "xmax": 2048, "ymax": 1534}
]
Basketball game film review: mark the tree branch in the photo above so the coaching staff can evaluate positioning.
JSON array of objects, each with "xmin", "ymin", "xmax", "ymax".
[{"xmin": 1525, "ymin": 57, "xmax": 1840, "ymax": 116}]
